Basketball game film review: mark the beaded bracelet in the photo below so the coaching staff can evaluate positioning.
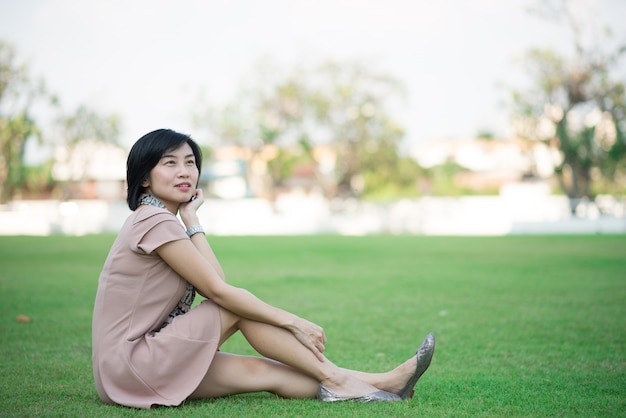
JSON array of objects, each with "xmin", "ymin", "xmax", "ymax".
[{"xmin": 186, "ymin": 225, "xmax": 205, "ymax": 237}]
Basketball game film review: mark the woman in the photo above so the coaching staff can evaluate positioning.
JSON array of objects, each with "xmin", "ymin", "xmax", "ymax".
[{"xmin": 92, "ymin": 128, "xmax": 435, "ymax": 409}]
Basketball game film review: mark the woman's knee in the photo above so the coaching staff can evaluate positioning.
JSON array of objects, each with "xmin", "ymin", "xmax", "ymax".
[{"xmin": 218, "ymin": 307, "xmax": 243, "ymax": 344}]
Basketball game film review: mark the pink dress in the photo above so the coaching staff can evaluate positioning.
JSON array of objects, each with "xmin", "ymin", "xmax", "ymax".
[{"xmin": 92, "ymin": 205, "xmax": 221, "ymax": 409}]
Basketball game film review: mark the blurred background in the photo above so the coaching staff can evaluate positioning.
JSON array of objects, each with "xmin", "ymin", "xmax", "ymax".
[{"xmin": 0, "ymin": 0, "xmax": 625, "ymax": 235}]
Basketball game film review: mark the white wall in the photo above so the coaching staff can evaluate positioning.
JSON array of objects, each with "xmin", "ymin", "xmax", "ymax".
[{"xmin": 1, "ymin": 190, "xmax": 624, "ymax": 236}]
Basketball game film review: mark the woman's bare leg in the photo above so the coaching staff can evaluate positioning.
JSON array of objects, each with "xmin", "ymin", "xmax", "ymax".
[
  {"xmin": 195, "ymin": 307, "xmax": 417, "ymax": 398},
  {"xmin": 190, "ymin": 352, "xmax": 420, "ymax": 399},
  {"xmin": 213, "ymin": 308, "xmax": 385, "ymax": 397},
  {"xmin": 190, "ymin": 351, "xmax": 319, "ymax": 399},
  {"xmin": 234, "ymin": 311, "xmax": 423, "ymax": 395},
  {"xmin": 341, "ymin": 359, "xmax": 418, "ymax": 395}
]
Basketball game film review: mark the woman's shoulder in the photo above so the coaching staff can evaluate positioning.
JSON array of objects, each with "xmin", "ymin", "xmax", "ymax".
[
  {"xmin": 127, "ymin": 206, "xmax": 184, "ymax": 240},
  {"xmin": 131, "ymin": 206, "xmax": 177, "ymax": 225},
  {"xmin": 125, "ymin": 207, "xmax": 186, "ymax": 253}
]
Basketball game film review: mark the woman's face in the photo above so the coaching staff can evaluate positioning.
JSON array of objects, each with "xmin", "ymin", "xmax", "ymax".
[{"xmin": 143, "ymin": 142, "xmax": 199, "ymax": 213}]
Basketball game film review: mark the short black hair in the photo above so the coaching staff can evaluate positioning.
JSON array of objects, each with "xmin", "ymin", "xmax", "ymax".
[{"xmin": 126, "ymin": 129, "xmax": 203, "ymax": 211}]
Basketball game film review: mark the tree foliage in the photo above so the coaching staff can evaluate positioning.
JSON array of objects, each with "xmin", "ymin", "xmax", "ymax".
[
  {"xmin": 511, "ymin": 0, "xmax": 626, "ymax": 200},
  {"xmin": 197, "ymin": 59, "xmax": 415, "ymax": 199},
  {"xmin": 305, "ymin": 61, "xmax": 408, "ymax": 197},
  {"xmin": 53, "ymin": 104, "xmax": 121, "ymax": 198},
  {"xmin": 0, "ymin": 41, "xmax": 47, "ymax": 202},
  {"xmin": 0, "ymin": 39, "xmax": 123, "ymax": 202}
]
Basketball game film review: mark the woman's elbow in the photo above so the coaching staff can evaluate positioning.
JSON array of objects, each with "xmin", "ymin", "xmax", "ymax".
[{"xmin": 202, "ymin": 283, "xmax": 234, "ymax": 306}]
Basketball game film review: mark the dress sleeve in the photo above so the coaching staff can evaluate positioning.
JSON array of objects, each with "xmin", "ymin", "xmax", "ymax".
[{"xmin": 132, "ymin": 209, "xmax": 188, "ymax": 254}]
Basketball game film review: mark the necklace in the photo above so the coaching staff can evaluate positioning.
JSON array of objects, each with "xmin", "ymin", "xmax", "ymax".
[{"xmin": 138, "ymin": 194, "xmax": 167, "ymax": 209}]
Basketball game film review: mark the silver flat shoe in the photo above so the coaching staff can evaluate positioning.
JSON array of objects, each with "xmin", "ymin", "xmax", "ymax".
[
  {"xmin": 317, "ymin": 384, "xmax": 402, "ymax": 402},
  {"xmin": 398, "ymin": 333, "xmax": 435, "ymax": 400}
]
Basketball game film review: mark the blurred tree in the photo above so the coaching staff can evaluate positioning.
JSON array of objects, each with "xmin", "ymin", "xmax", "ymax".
[
  {"xmin": 511, "ymin": 0, "xmax": 626, "ymax": 204},
  {"xmin": 305, "ymin": 61, "xmax": 408, "ymax": 197},
  {"xmin": 21, "ymin": 161, "xmax": 55, "ymax": 199},
  {"xmin": 1, "ymin": 40, "xmax": 123, "ymax": 202},
  {"xmin": 197, "ymin": 59, "xmax": 411, "ymax": 199},
  {"xmin": 255, "ymin": 76, "xmax": 311, "ymax": 201},
  {"xmin": 420, "ymin": 160, "xmax": 473, "ymax": 197},
  {"xmin": 0, "ymin": 41, "xmax": 49, "ymax": 202},
  {"xmin": 357, "ymin": 115, "xmax": 418, "ymax": 199},
  {"xmin": 56, "ymin": 104, "xmax": 121, "ymax": 159},
  {"xmin": 54, "ymin": 105, "xmax": 121, "ymax": 198}
]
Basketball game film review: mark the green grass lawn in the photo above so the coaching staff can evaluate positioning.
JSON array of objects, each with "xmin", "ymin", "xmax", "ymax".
[{"xmin": 0, "ymin": 234, "xmax": 625, "ymax": 417}]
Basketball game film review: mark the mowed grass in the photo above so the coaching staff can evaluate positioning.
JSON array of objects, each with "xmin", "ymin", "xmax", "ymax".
[{"xmin": 0, "ymin": 234, "xmax": 624, "ymax": 417}]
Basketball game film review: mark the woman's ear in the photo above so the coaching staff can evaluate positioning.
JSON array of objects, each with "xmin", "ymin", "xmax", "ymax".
[{"xmin": 141, "ymin": 178, "xmax": 150, "ymax": 187}]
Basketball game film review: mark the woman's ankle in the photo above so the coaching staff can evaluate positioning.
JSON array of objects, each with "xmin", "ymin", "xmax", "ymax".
[{"xmin": 321, "ymin": 373, "xmax": 377, "ymax": 396}]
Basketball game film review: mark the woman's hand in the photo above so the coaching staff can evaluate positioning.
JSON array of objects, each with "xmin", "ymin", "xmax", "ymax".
[
  {"xmin": 179, "ymin": 188, "xmax": 204, "ymax": 228},
  {"xmin": 289, "ymin": 317, "xmax": 328, "ymax": 362}
]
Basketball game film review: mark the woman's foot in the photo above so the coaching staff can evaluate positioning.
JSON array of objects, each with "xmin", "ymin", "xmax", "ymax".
[
  {"xmin": 317, "ymin": 384, "xmax": 401, "ymax": 402},
  {"xmin": 319, "ymin": 372, "xmax": 399, "ymax": 401},
  {"xmin": 378, "ymin": 333, "xmax": 436, "ymax": 398},
  {"xmin": 397, "ymin": 333, "xmax": 435, "ymax": 399}
]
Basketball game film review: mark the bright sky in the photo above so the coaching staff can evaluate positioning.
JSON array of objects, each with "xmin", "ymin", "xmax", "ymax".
[{"xmin": 1, "ymin": 0, "xmax": 624, "ymax": 150}]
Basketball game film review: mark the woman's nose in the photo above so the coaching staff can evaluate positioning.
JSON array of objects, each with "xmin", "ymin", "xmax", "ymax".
[{"xmin": 178, "ymin": 165, "xmax": 191, "ymax": 177}]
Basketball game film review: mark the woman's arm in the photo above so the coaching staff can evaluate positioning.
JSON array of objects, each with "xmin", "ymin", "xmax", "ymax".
[
  {"xmin": 188, "ymin": 234, "xmax": 226, "ymax": 282},
  {"xmin": 178, "ymin": 189, "xmax": 225, "ymax": 282},
  {"xmin": 155, "ymin": 239, "xmax": 327, "ymax": 361}
]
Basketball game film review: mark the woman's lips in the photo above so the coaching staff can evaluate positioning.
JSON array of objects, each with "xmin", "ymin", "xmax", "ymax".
[{"xmin": 175, "ymin": 183, "xmax": 192, "ymax": 191}]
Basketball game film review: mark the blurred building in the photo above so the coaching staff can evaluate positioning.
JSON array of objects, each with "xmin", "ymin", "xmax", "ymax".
[
  {"xmin": 203, "ymin": 144, "xmax": 337, "ymax": 200},
  {"xmin": 52, "ymin": 140, "xmax": 127, "ymax": 200},
  {"xmin": 46, "ymin": 136, "xmax": 560, "ymax": 202},
  {"xmin": 2, "ymin": 137, "xmax": 624, "ymax": 236},
  {"xmin": 410, "ymin": 137, "xmax": 555, "ymax": 189}
]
